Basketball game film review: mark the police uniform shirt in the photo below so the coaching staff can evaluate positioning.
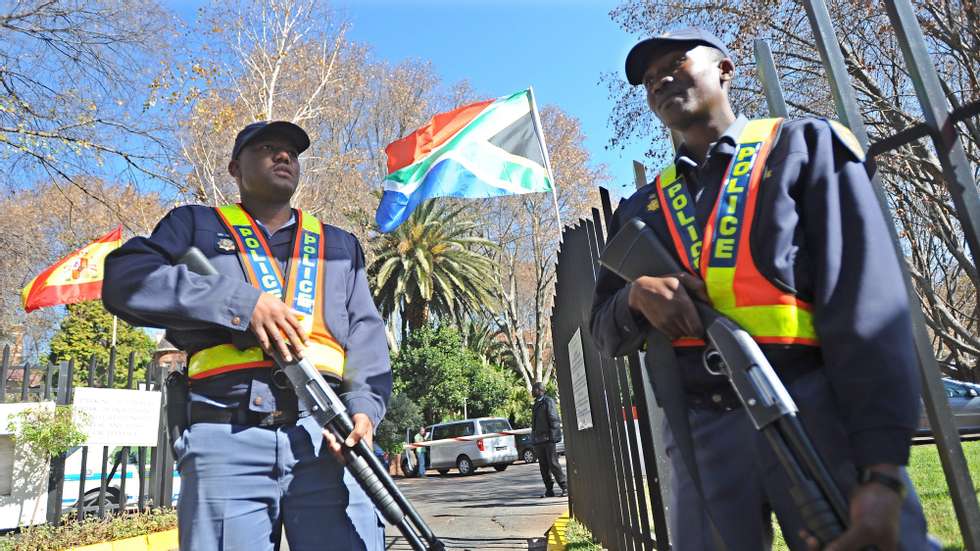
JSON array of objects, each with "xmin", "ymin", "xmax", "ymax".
[
  {"xmin": 590, "ymin": 116, "xmax": 920, "ymax": 468},
  {"xmin": 103, "ymin": 206, "xmax": 392, "ymax": 427}
]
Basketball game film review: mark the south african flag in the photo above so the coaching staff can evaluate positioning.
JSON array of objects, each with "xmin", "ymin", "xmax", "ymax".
[{"xmin": 376, "ymin": 88, "xmax": 554, "ymax": 233}]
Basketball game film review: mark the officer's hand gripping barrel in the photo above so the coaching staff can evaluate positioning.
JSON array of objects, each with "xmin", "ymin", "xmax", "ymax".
[
  {"xmin": 178, "ymin": 247, "xmax": 445, "ymax": 551},
  {"xmin": 598, "ymin": 218, "xmax": 851, "ymax": 548}
]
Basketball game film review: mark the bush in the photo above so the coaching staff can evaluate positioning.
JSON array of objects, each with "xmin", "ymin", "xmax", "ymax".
[
  {"xmin": 7, "ymin": 406, "xmax": 87, "ymax": 458},
  {"xmin": 0, "ymin": 508, "xmax": 177, "ymax": 550},
  {"xmin": 376, "ymin": 393, "xmax": 422, "ymax": 454}
]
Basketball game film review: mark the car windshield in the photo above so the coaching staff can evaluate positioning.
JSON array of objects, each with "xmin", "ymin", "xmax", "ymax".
[{"xmin": 480, "ymin": 419, "xmax": 511, "ymax": 434}]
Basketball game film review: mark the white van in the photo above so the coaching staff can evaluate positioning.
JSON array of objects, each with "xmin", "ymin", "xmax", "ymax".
[
  {"xmin": 62, "ymin": 447, "xmax": 180, "ymax": 511},
  {"xmin": 425, "ymin": 417, "xmax": 518, "ymax": 476}
]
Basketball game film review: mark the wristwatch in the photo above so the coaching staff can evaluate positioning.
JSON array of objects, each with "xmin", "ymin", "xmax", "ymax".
[{"xmin": 858, "ymin": 468, "xmax": 907, "ymax": 499}]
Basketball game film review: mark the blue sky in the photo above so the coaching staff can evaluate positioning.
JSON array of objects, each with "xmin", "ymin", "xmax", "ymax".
[
  {"xmin": 330, "ymin": 0, "xmax": 650, "ymax": 199},
  {"xmin": 171, "ymin": 0, "xmax": 658, "ymax": 200}
]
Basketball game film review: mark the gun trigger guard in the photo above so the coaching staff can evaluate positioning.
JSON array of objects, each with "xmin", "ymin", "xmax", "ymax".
[
  {"xmin": 703, "ymin": 348, "xmax": 725, "ymax": 376},
  {"xmin": 271, "ymin": 367, "xmax": 291, "ymax": 390}
]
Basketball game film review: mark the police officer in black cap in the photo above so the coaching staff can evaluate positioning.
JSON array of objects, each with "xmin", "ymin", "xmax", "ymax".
[
  {"xmin": 591, "ymin": 28, "xmax": 937, "ymax": 550},
  {"xmin": 104, "ymin": 121, "xmax": 390, "ymax": 550}
]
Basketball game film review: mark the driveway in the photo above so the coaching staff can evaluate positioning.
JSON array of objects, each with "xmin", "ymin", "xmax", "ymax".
[
  {"xmin": 281, "ymin": 458, "xmax": 567, "ymax": 550},
  {"xmin": 384, "ymin": 458, "xmax": 568, "ymax": 550}
]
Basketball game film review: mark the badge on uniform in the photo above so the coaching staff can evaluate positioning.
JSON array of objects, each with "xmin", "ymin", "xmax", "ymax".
[
  {"xmin": 646, "ymin": 197, "xmax": 661, "ymax": 213},
  {"xmin": 828, "ymin": 119, "xmax": 865, "ymax": 162},
  {"xmin": 216, "ymin": 237, "xmax": 236, "ymax": 253}
]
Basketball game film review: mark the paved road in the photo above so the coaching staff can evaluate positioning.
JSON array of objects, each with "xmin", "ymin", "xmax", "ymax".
[
  {"xmin": 281, "ymin": 458, "xmax": 567, "ymax": 550},
  {"xmin": 384, "ymin": 458, "xmax": 568, "ymax": 550}
]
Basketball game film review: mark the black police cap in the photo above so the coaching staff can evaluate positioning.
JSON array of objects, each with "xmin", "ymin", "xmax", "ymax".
[
  {"xmin": 625, "ymin": 27, "xmax": 732, "ymax": 86},
  {"xmin": 231, "ymin": 121, "xmax": 311, "ymax": 160}
]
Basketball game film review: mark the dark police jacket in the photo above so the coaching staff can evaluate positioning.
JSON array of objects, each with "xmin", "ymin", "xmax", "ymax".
[
  {"xmin": 532, "ymin": 394, "xmax": 562, "ymax": 445},
  {"xmin": 102, "ymin": 205, "xmax": 392, "ymax": 427},
  {"xmin": 590, "ymin": 116, "xmax": 920, "ymax": 468}
]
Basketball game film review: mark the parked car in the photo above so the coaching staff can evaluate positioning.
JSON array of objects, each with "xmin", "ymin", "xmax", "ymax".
[
  {"xmin": 514, "ymin": 429, "xmax": 565, "ymax": 463},
  {"xmin": 425, "ymin": 417, "xmax": 517, "ymax": 476},
  {"xmin": 917, "ymin": 378, "xmax": 980, "ymax": 437}
]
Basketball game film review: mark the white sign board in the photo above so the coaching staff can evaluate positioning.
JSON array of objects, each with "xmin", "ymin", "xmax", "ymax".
[
  {"xmin": 568, "ymin": 328, "xmax": 593, "ymax": 430},
  {"xmin": 73, "ymin": 388, "xmax": 162, "ymax": 447}
]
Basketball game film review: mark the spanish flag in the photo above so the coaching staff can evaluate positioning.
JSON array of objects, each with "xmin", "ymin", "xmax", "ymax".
[{"xmin": 21, "ymin": 226, "xmax": 123, "ymax": 312}]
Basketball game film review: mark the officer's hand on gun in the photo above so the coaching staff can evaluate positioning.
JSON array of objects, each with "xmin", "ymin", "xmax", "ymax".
[
  {"xmin": 323, "ymin": 414, "xmax": 375, "ymax": 464},
  {"xmin": 248, "ymin": 293, "xmax": 372, "ymax": 463},
  {"xmin": 250, "ymin": 293, "xmax": 310, "ymax": 362},
  {"xmin": 801, "ymin": 468, "xmax": 903, "ymax": 551},
  {"xmin": 627, "ymin": 272, "xmax": 709, "ymax": 339}
]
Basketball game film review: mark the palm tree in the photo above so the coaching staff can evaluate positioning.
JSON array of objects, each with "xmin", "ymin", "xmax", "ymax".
[
  {"xmin": 370, "ymin": 200, "xmax": 497, "ymax": 340},
  {"xmin": 461, "ymin": 317, "xmax": 513, "ymax": 368}
]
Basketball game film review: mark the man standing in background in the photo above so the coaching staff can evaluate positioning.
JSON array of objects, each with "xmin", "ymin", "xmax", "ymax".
[
  {"xmin": 414, "ymin": 425, "xmax": 428, "ymax": 477},
  {"xmin": 531, "ymin": 381, "xmax": 566, "ymax": 498}
]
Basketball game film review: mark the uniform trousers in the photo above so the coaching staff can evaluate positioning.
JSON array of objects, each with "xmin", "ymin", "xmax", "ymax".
[
  {"xmin": 174, "ymin": 414, "xmax": 384, "ymax": 550},
  {"xmin": 663, "ymin": 369, "xmax": 937, "ymax": 551}
]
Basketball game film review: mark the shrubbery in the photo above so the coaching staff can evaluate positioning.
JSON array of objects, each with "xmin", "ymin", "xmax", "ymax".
[{"xmin": 0, "ymin": 508, "xmax": 177, "ymax": 551}]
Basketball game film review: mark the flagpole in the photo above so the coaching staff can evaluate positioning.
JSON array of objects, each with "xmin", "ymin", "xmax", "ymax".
[{"xmin": 526, "ymin": 86, "xmax": 564, "ymax": 242}]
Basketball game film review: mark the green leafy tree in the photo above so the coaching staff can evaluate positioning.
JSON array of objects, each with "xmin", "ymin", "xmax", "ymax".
[
  {"xmin": 392, "ymin": 326, "xmax": 472, "ymax": 424},
  {"xmin": 392, "ymin": 325, "xmax": 514, "ymax": 425},
  {"xmin": 370, "ymin": 200, "xmax": 497, "ymax": 340},
  {"xmin": 48, "ymin": 301, "xmax": 155, "ymax": 387},
  {"xmin": 466, "ymin": 362, "xmax": 515, "ymax": 420},
  {"xmin": 375, "ymin": 393, "xmax": 423, "ymax": 454}
]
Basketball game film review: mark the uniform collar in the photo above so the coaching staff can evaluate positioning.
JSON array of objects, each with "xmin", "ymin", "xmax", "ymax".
[
  {"xmin": 254, "ymin": 210, "xmax": 297, "ymax": 237},
  {"xmin": 673, "ymin": 114, "xmax": 749, "ymax": 167}
]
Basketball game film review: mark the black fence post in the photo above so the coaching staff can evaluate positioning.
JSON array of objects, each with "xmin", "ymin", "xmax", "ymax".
[
  {"xmin": 97, "ymin": 348, "xmax": 116, "ymax": 518},
  {"xmin": 77, "ymin": 356, "xmax": 97, "ymax": 520},
  {"xmin": 46, "ymin": 360, "xmax": 72, "ymax": 525},
  {"xmin": 44, "ymin": 365, "xmax": 53, "ymax": 401},
  {"xmin": 126, "ymin": 351, "xmax": 135, "ymax": 390},
  {"xmin": 118, "ymin": 352, "xmax": 136, "ymax": 514},
  {"xmin": 20, "ymin": 362, "xmax": 30, "ymax": 401},
  {"xmin": 138, "ymin": 367, "xmax": 151, "ymax": 511}
]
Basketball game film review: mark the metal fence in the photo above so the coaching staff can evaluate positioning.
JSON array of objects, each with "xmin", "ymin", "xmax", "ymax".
[
  {"xmin": 0, "ymin": 344, "xmax": 178, "ymax": 527},
  {"xmin": 552, "ymin": 0, "xmax": 980, "ymax": 548},
  {"xmin": 552, "ymin": 210, "xmax": 670, "ymax": 551}
]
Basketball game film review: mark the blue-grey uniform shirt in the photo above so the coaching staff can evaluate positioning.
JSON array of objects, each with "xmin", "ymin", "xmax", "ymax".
[
  {"xmin": 102, "ymin": 205, "xmax": 392, "ymax": 428},
  {"xmin": 590, "ymin": 116, "xmax": 920, "ymax": 467}
]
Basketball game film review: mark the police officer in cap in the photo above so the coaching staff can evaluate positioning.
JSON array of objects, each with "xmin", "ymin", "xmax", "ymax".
[
  {"xmin": 103, "ymin": 121, "xmax": 390, "ymax": 550},
  {"xmin": 590, "ymin": 28, "xmax": 937, "ymax": 550}
]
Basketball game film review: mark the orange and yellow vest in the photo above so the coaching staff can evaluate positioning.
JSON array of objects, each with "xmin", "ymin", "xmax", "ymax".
[
  {"xmin": 653, "ymin": 118, "xmax": 819, "ymax": 348},
  {"xmin": 187, "ymin": 204, "xmax": 346, "ymax": 381}
]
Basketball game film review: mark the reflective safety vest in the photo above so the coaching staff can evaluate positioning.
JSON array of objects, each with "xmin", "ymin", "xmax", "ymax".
[
  {"xmin": 653, "ymin": 118, "xmax": 819, "ymax": 348},
  {"xmin": 187, "ymin": 204, "xmax": 346, "ymax": 381}
]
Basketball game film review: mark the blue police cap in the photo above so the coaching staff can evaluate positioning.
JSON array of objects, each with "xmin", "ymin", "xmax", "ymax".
[
  {"xmin": 625, "ymin": 27, "xmax": 732, "ymax": 86},
  {"xmin": 231, "ymin": 121, "xmax": 310, "ymax": 160}
]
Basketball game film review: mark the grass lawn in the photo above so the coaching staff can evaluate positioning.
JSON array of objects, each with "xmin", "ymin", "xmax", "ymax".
[
  {"xmin": 773, "ymin": 441, "xmax": 979, "ymax": 550},
  {"xmin": 569, "ymin": 441, "xmax": 980, "ymax": 550}
]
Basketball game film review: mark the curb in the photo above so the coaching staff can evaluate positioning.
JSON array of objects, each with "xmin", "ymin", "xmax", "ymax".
[
  {"xmin": 546, "ymin": 512, "xmax": 570, "ymax": 550},
  {"xmin": 67, "ymin": 529, "xmax": 178, "ymax": 551}
]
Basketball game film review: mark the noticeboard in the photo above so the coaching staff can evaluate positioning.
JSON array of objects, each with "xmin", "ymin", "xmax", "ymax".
[
  {"xmin": 568, "ymin": 328, "xmax": 593, "ymax": 430},
  {"xmin": 73, "ymin": 388, "xmax": 162, "ymax": 447}
]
